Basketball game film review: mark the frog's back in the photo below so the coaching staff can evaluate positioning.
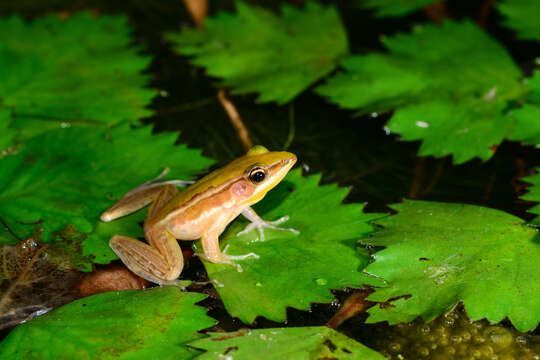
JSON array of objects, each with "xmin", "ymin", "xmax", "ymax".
[{"xmin": 150, "ymin": 147, "xmax": 294, "ymax": 227}]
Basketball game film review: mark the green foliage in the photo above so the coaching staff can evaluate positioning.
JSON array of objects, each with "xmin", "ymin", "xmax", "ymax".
[
  {"xmin": 0, "ymin": 124, "xmax": 213, "ymax": 265},
  {"xmin": 358, "ymin": 0, "xmax": 439, "ymax": 17},
  {"xmin": 509, "ymin": 70, "xmax": 540, "ymax": 145},
  {"xmin": 167, "ymin": 1, "xmax": 348, "ymax": 104},
  {"xmin": 190, "ymin": 326, "xmax": 385, "ymax": 359},
  {"xmin": 361, "ymin": 200, "xmax": 540, "ymax": 332},
  {"xmin": 520, "ymin": 169, "xmax": 540, "ymax": 224},
  {"xmin": 316, "ymin": 21, "xmax": 529, "ymax": 164},
  {"xmin": 0, "ymin": 12, "xmax": 156, "ymax": 147},
  {"xmin": 498, "ymin": 0, "xmax": 540, "ymax": 41},
  {"xmin": 0, "ymin": 287, "xmax": 215, "ymax": 359},
  {"xmin": 200, "ymin": 169, "xmax": 385, "ymax": 324}
]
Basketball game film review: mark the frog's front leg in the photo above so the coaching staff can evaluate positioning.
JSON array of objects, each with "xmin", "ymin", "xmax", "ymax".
[
  {"xmin": 199, "ymin": 228, "xmax": 258, "ymax": 272},
  {"xmin": 237, "ymin": 207, "xmax": 299, "ymax": 241}
]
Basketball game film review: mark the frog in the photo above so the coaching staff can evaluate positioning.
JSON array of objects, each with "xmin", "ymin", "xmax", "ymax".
[{"xmin": 100, "ymin": 145, "xmax": 298, "ymax": 285}]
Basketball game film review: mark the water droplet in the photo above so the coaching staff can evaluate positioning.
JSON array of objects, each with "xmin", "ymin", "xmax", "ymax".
[
  {"xmin": 315, "ymin": 278, "xmax": 327, "ymax": 285},
  {"xmin": 415, "ymin": 121, "xmax": 429, "ymax": 128},
  {"xmin": 256, "ymin": 282, "xmax": 262, "ymax": 287}
]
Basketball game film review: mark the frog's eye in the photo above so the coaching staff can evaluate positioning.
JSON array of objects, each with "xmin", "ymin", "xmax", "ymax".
[{"xmin": 248, "ymin": 167, "xmax": 267, "ymax": 184}]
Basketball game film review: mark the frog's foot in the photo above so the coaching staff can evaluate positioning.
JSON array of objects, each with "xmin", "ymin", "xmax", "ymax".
[
  {"xmin": 237, "ymin": 215, "xmax": 299, "ymax": 241},
  {"xmin": 124, "ymin": 167, "xmax": 194, "ymax": 197},
  {"xmin": 197, "ymin": 245, "xmax": 259, "ymax": 272},
  {"xmin": 159, "ymin": 278, "xmax": 188, "ymax": 290}
]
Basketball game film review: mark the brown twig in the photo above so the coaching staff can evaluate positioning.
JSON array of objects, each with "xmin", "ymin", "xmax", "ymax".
[
  {"xmin": 423, "ymin": 2, "xmax": 448, "ymax": 24},
  {"xmin": 420, "ymin": 158, "xmax": 445, "ymax": 197},
  {"xmin": 182, "ymin": 0, "xmax": 208, "ymax": 28},
  {"xmin": 217, "ymin": 89, "xmax": 254, "ymax": 151},
  {"xmin": 182, "ymin": 0, "xmax": 254, "ymax": 152},
  {"xmin": 408, "ymin": 157, "xmax": 427, "ymax": 199},
  {"xmin": 478, "ymin": 0, "xmax": 496, "ymax": 29},
  {"xmin": 326, "ymin": 290, "xmax": 374, "ymax": 329}
]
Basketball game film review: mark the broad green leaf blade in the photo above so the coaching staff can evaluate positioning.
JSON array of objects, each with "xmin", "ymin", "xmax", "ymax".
[
  {"xmin": 0, "ymin": 109, "xmax": 17, "ymax": 155},
  {"xmin": 358, "ymin": 0, "xmax": 439, "ymax": 17},
  {"xmin": 0, "ymin": 124, "xmax": 214, "ymax": 265},
  {"xmin": 361, "ymin": 200, "xmax": 540, "ymax": 332},
  {"xmin": 200, "ymin": 169, "xmax": 385, "ymax": 324},
  {"xmin": 520, "ymin": 168, "xmax": 540, "ymax": 224},
  {"xmin": 508, "ymin": 71, "xmax": 540, "ymax": 146},
  {"xmin": 316, "ymin": 21, "xmax": 529, "ymax": 164},
  {"xmin": 0, "ymin": 13, "xmax": 156, "ymax": 146},
  {"xmin": 189, "ymin": 326, "xmax": 385, "ymax": 360},
  {"xmin": 508, "ymin": 104, "xmax": 540, "ymax": 145},
  {"xmin": 0, "ymin": 287, "xmax": 215, "ymax": 359},
  {"xmin": 498, "ymin": 0, "xmax": 540, "ymax": 41},
  {"xmin": 88, "ymin": 208, "xmax": 146, "ymax": 264},
  {"xmin": 167, "ymin": 1, "xmax": 348, "ymax": 104}
]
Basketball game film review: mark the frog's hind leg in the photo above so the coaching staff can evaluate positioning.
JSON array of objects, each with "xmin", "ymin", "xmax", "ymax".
[
  {"xmin": 109, "ymin": 185, "xmax": 184, "ymax": 285},
  {"xmin": 100, "ymin": 168, "xmax": 190, "ymax": 222},
  {"xmin": 109, "ymin": 233, "xmax": 182, "ymax": 285}
]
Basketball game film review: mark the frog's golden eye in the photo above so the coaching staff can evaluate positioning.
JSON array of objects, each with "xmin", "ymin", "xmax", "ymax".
[{"xmin": 248, "ymin": 167, "xmax": 267, "ymax": 184}]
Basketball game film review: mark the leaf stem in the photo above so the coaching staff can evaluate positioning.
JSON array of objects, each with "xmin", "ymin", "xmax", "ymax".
[
  {"xmin": 217, "ymin": 88, "xmax": 254, "ymax": 152},
  {"xmin": 478, "ymin": 0, "xmax": 496, "ymax": 29},
  {"xmin": 423, "ymin": 2, "xmax": 448, "ymax": 24},
  {"xmin": 283, "ymin": 102, "xmax": 296, "ymax": 150}
]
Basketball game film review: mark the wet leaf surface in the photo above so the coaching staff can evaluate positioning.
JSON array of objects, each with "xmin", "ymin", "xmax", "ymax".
[
  {"xmin": 0, "ymin": 12, "xmax": 156, "ymax": 147},
  {"xmin": 361, "ymin": 200, "xmax": 540, "ymax": 332},
  {"xmin": 167, "ymin": 1, "xmax": 348, "ymax": 104},
  {"xmin": 498, "ymin": 0, "xmax": 540, "ymax": 41},
  {"xmin": 189, "ymin": 326, "xmax": 385, "ymax": 360},
  {"xmin": 316, "ymin": 21, "xmax": 529, "ymax": 164},
  {"xmin": 0, "ymin": 287, "xmax": 215, "ymax": 359}
]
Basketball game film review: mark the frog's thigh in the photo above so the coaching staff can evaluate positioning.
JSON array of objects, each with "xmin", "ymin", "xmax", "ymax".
[
  {"xmin": 145, "ymin": 184, "xmax": 179, "ymax": 222},
  {"xmin": 110, "ymin": 185, "xmax": 183, "ymax": 284},
  {"xmin": 110, "ymin": 234, "xmax": 181, "ymax": 284}
]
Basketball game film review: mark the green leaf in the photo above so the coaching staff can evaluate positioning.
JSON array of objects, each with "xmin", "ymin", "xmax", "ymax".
[
  {"xmin": 0, "ymin": 12, "xmax": 156, "ymax": 146},
  {"xmin": 87, "ymin": 208, "xmax": 146, "ymax": 264},
  {"xmin": 520, "ymin": 168, "xmax": 540, "ymax": 224},
  {"xmin": 167, "ymin": 1, "xmax": 348, "ymax": 104},
  {"xmin": 0, "ymin": 109, "xmax": 17, "ymax": 155},
  {"xmin": 0, "ymin": 287, "xmax": 215, "ymax": 359},
  {"xmin": 316, "ymin": 21, "xmax": 529, "ymax": 164},
  {"xmin": 0, "ymin": 124, "xmax": 214, "ymax": 265},
  {"xmin": 358, "ymin": 0, "xmax": 439, "ymax": 17},
  {"xmin": 200, "ymin": 169, "xmax": 385, "ymax": 324},
  {"xmin": 498, "ymin": 0, "xmax": 540, "ymax": 41},
  {"xmin": 361, "ymin": 200, "xmax": 540, "ymax": 332},
  {"xmin": 189, "ymin": 326, "xmax": 385, "ymax": 360},
  {"xmin": 508, "ymin": 70, "xmax": 540, "ymax": 145}
]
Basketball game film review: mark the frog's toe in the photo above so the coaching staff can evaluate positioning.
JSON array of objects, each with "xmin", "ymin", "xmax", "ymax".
[{"xmin": 237, "ymin": 215, "xmax": 299, "ymax": 241}]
